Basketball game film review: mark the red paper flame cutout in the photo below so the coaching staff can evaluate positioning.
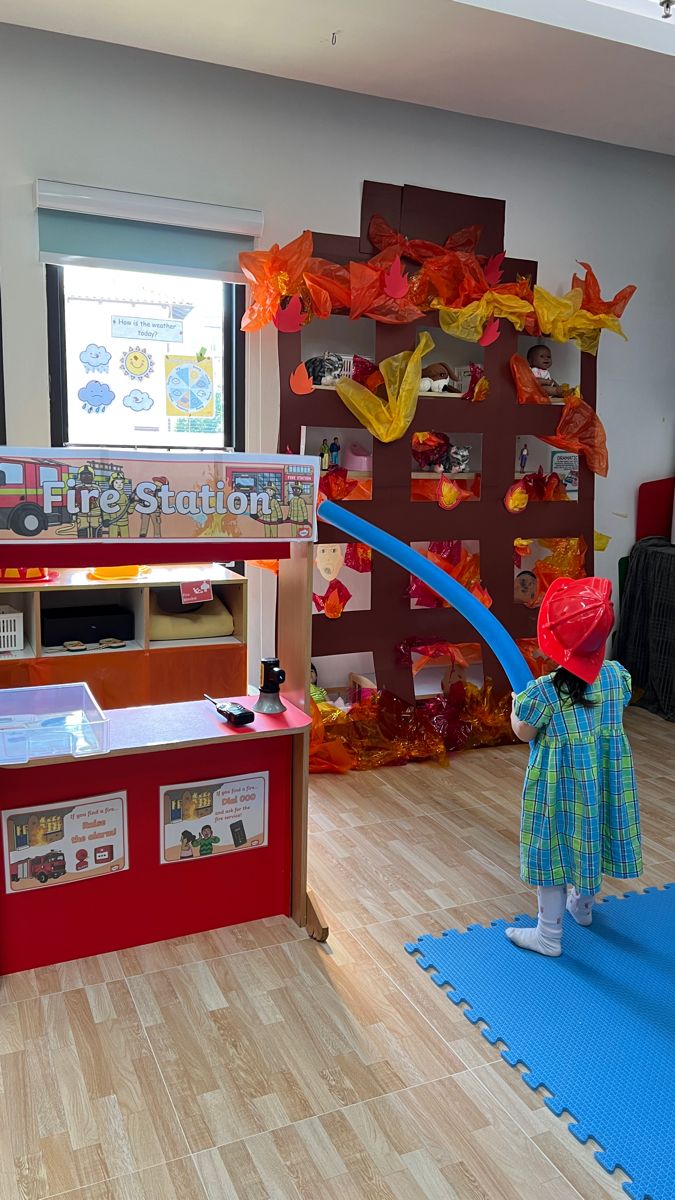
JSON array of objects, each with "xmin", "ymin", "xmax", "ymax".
[
  {"xmin": 479, "ymin": 317, "xmax": 500, "ymax": 347},
  {"xmin": 483, "ymin": 253, "xmax": 505, "ymax": 287},
  {"xmin": 273, "ymin": 295, "xmax": 304, "ymax": 333},
  {"xmin": 383, "ymin": 255, "xmax": 409, "ymax": 299}
]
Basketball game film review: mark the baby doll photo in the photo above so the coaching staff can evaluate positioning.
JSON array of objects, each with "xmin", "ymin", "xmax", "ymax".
[{"xmin": 526, "ymin": 344, "xmax": 564, "ymax": 399}]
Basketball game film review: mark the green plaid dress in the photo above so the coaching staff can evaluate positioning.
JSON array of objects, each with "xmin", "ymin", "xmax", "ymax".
[{"xmin": 514, "ymin": 660, "xmax": 642, "ymax": 896}]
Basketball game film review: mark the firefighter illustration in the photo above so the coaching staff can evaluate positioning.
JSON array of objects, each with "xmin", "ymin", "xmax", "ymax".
[
  {"xmin": 287, "ymin": 483, "xmax": 308, "ymax": 536},
  {"xmin": 74, "ymin": 464, "xmax": 101, "ymax": 539},
  {"xmin": 138, "ymin": 476, "xmax": 168, "ymax": 538},
  {"xmin": 104, "ymin": 468, "xmax": 135, "ymax": 538},
  {"xmin": 258, "ymin": 482, "xmax": 283, "ymax": 538}
]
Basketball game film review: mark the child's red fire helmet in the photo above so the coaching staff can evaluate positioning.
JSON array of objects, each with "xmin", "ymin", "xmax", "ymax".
[{"xmin": 538, "ymin": 577, "xmax": 614, "ymax": 684}]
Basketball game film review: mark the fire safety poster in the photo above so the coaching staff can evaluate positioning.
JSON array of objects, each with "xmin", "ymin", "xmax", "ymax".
[
  {"xmin": 2, "ymin": 793, "xmax": 128, "ymax": 893},
  {"xmin": 160, "ymin": 772, "xmax": 268, "ymax": 864}
]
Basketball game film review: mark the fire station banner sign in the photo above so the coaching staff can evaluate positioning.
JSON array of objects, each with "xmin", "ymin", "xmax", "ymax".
[{"xmin": 0, "ymin": 448, "xmax": 319, "ymax": 543}]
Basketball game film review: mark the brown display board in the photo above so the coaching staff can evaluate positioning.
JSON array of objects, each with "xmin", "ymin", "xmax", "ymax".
[{"xmin": 279, "ymin": 182, "xmax": 595, "ymax": 703}]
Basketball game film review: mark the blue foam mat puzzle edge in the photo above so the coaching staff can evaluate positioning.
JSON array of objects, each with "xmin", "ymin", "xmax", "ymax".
[{"xmin": 405, "ymin": 884, "xmax": 675, "ymax": 1200}]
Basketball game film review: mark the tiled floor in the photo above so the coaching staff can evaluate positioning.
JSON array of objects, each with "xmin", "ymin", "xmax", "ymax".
[{"xmin": 0, "ymin": 707, "xmax": 671, "ymax": 1198}]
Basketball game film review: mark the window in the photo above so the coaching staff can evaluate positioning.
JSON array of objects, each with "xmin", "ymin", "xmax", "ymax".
[
  {"xmin": 0, "ymin": 461, "xmax": 23, "ymax": 486},
  {"xmin": 47, "ymin": 265, "xmax": 245, "ymax": 452}
]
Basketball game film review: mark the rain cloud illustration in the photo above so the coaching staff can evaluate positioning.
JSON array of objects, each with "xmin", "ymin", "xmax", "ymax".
[
  {"xmin": 78, "ymin": 380, "xmax": 115, "ymax": 414},
  {"xmin": 79, "ymin": 343, "xmax": 112, "ymax": 373}
]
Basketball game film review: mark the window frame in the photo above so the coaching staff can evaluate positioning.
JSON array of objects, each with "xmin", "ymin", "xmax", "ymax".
[
  {"xmin": 46, "ymin": 264, "xmax": 245, "ymax": 453},
  {"xmin": 0, "ymin": 293, "xmax": 7, "ymax": 444}
]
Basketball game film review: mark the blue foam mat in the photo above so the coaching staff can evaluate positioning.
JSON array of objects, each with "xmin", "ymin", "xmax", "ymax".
[{"xmin": 406, "ymin": 885, "xmax": 675, "ymax": 1200}]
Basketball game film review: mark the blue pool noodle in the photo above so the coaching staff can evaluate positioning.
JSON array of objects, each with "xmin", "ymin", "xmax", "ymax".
[{"xmin": 317, "ymin": 499, "xmax": 533, "ymax": 694}]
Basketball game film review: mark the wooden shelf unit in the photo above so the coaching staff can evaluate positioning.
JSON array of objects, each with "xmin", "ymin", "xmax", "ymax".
[{"xmin": 0, "ymin": 563, "xmax": 248, "ymax": 707}]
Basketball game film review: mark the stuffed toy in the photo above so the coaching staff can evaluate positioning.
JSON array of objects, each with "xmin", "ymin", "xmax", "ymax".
[
  {"xmin": 419, "ymin": 362, "xmax": 461, "ymax": 393},
  {"xmin": 304, "ymin": 352, "xmax": 345, "ymax": 385}
]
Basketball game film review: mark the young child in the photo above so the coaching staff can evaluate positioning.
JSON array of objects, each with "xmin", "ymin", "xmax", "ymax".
[{"xmin": 507, "ymin": 576, "xmax": 642, "ymax": 957}]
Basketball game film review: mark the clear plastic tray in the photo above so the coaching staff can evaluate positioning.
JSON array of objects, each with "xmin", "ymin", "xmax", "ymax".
[{"xmin": 0, "ymin": 682, "xmax": 109, "ymax": 765}]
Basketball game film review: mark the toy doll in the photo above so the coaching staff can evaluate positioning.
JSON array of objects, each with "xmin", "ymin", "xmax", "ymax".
[
  {"xmin": 320, "ymin": 438, "xmax": 330, "ymax": 471},
  {"xmin": 526, "ymin": 345, "xmax": 564, "ymax": 399},
  {"xmin": 329, "ymin": 436, "xmax": 341, "ymax": 467},
  {"xmin": 310, "ymin": 663, "xmax": 328, "ymax": 705},
  {"xmin": 420, "ymin": 362, "xmax": 460, "ymax": 393},
  {"xmin": 519, "ymin": 443, "xmax": 529, "ymax": 473}
]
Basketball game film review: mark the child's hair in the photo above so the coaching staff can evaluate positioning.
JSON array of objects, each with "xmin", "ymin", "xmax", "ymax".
[{"xmin": 553, "ymin": 667, "xmax": 595, "ymax": 707}]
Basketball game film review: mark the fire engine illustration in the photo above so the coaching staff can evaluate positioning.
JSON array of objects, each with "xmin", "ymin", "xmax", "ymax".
[
  {"xmin": 0, "ymin": 456, "xmax": 127, "ymax": 538},
  {"xmin": 10, "ymin": 850, "xmax": 67, "ymax": 885}
]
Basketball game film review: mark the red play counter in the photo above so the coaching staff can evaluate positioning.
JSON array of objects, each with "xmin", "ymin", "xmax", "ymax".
[{"xmin": 0, "ymin": 698, "xmax": 311, "ymax": 975}]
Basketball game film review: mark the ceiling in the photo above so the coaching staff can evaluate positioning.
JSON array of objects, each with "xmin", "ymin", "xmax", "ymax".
[{"xmin": 0, "ymin": 0, "xmax": 673, "ymax": 154}]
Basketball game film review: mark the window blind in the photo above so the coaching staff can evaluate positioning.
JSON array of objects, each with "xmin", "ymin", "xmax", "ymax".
[{"xmin": 38, "ymin": 210, "xmax": 253, "ymax": 280}]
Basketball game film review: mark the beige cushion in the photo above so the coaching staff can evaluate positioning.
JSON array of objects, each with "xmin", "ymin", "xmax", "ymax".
[{"xmin": 149, "ymin": 593, "xmax": 234, "ymax": 641}]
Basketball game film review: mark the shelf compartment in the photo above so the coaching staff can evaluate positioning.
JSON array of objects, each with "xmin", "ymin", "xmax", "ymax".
[{"xmin": 40, "ymin": 639, "xmax": 145, "ymax": 658}]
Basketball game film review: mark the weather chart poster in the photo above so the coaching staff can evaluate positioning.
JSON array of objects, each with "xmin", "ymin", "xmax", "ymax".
[
  {"xmin": 160, "ymin": 772, "xmax": 268, "ymax": 865},
  {"xmin": 0, "ymin": 449, "xmax": 319, "ymax": 542},
  {"xmin": 64, "ymin": 278, "xmax": 223, "ymax": 450},
  {"xmin": 3, "ymin": 793, "xmax": 128, "ymax": 894}
]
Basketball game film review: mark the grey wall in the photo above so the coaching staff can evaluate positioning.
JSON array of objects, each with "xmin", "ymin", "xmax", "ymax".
[{"xmin": 0, "ymin": 22, "xmax": 673, "ymax": 599}]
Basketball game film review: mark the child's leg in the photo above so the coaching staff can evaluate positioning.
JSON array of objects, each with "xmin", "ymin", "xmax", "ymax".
[
  {"xmin": 566, "ymin": 888, "xmax": 595, "ymax": 926},
  {"xmin": 505, "ymin": 885, "xmax": 566, "ymax": 956}
]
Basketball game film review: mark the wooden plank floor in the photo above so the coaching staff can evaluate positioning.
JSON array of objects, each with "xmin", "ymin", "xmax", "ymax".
[{"xmin": 0, "ymin": 708, "xmax": 672, "ymax": 1198}]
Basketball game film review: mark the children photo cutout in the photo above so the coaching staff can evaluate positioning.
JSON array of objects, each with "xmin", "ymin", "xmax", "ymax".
[{"xmin": 312, "ymin": 541, "xmax": 372, "ymax": 618}]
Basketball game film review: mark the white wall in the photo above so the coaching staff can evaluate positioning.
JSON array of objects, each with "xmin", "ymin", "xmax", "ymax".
[{"xmin": 0, "ymin": 22, "xmax": 673, "ymax": 613}]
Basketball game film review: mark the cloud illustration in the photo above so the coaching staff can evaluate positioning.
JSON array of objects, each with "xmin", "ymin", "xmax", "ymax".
[
  {"xmin": 123, "ymin": 389, "xmax": 154, "ymax": 413},
  {"xmin": 79, "ymin": 343, "xmax": 112, "ymax": 373},
  {"xmin": 78, "ymin": 380, "xmax": 115, "ymax": 413}
]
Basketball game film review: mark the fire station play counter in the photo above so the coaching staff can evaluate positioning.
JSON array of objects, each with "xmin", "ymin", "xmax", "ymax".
[
  {"xmin": 0, "ymin": 448, "xmax": 324, "ymax": 978},
  {"xmin": 0, "ymin": 695, "xmax": 314, "ymax": 976}
]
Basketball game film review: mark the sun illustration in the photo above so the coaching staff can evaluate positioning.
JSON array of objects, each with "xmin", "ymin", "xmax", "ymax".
[{"xmin": 120, "ymin": 346, "xmax": 153, "ymax": 380}]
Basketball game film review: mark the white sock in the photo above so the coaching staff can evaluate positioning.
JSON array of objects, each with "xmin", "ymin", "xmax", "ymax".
[
  {"xmin": 506, "ymin": 886, "xmax": 566, "ymax": 957},
  {"xmin": 567, "ymin": 888, "xmax": 594, "ymax": 926}
]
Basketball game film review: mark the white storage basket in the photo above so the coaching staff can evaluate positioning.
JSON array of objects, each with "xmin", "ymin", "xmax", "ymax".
[{"xmin": 0, "ymin": 606, "xmax": 24, "ymax": 652}]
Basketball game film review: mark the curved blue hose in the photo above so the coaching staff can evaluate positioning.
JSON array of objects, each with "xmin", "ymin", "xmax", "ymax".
[{"xmin": 317, "ymin": 499, "xmax": 533, "ymax": 693}]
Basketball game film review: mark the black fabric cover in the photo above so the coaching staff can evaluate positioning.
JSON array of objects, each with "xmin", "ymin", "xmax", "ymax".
[{"xmin": 615, "ymin": 538, "xmax": 675, "ymax": 722}]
